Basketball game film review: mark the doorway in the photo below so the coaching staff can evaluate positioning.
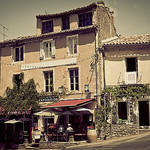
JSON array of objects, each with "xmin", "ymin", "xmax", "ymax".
[{"xmin": 139, "ymin": 101, "xmax": 149, "ymax": 126}]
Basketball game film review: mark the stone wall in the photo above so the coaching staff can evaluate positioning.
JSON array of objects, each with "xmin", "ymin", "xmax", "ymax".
[
  {"xmin": 39, "ymin": 141, "xmax": 80, "ymax": 149},
  {"xmin": 100, "ymin": 124, "xmax": 139, "ymax": 139}
]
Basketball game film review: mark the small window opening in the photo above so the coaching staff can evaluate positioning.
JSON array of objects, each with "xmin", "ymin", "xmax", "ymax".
[
  {"xmin": 126, "ymin": 57, "xmax": 137, "ymax": 72},
  {"xmin": 118, "ymin": 102, "xmax": 127, "ymax": 120}
]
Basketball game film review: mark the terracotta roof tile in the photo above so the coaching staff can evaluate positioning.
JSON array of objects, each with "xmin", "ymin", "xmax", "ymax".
[
  {"xmin": 103, "ymin": 34, "xmax": 150, "ymax": 46},
  {"xmin": 36, "ymin": 2, "xmax": 97, "ymax": 19}
]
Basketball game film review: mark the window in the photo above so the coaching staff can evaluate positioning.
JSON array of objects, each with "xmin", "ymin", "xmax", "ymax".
[
  {"xmin": 118, "ymin": 102, "xmax": 127, "ymax": 120},
  {"xmin": 62, "ymin": 16, "xmax": 70, "ymax": 30},
  {"xmin": 67, "ymin": 35, "xmax": 78, "ymax": 55},
  {"xmin": 13, "ymin": 73, "xmax": 23, "ymax": 91},
  {"xmin": 42, "ymin": 20, "xmax": 53, "ymax": 34},
  {"xmin": 79, "ymin": 12, "xmax": 92, "ymax": 27},
  {"xmin": 126, "ymin": 57, "xmax": 137, "ymax": 72},
  {"xmin": 125, "ymin": 57, "xmax": 138, "ymax": 84},
  {"xmin": 45, "ymin": 42, "xmax": 52, "ymax": 58},
  {"xmin": 44, "ymin": 71, "xmax": 53, "ymax": 92},
  {"xmin": 40, "ymin": 40, "xmax": 55, "ymax": 59},
  {"xmin": 13, "ymin": 46, "xmax": 24, "ymax": 62},
  {"xmin": 69, "ymin": 68, "xmax": 79, "ymax": 91}
]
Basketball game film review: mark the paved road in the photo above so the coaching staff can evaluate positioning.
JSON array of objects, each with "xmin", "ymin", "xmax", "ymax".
[{"xmin": 67, "ymin": 133, "xmax": 150, "ymax": 150}]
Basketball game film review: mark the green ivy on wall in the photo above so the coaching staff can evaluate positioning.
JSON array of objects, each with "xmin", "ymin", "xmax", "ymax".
[
  {"xmin": 96, "ymin": 84, "xmax": 150, "ymax": 136},
  {"xmin": 102, "ymin": 84, "xmax": 150, "ymax": 100}
]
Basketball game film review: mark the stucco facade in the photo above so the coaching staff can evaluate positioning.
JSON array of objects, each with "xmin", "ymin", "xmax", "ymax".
[
  {"xmin": 0, "ymin": 1, "xmax": 118, "ymax": 138},
  {"xmin": 0, "ymin": 1, "xmax": 117, "ymax": 102},
  {"xmin": 103, "ymin": 34, "xmax": 150, "ymax": 127}
]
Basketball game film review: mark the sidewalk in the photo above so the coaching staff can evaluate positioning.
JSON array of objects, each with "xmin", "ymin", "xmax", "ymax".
[
  {"xmin": 30, "ymin": 132, "xmax": 150, "ymax": 150},
  {"xmin": 66, "ymin": 132, "xmax": 150, "ymax": 149}
]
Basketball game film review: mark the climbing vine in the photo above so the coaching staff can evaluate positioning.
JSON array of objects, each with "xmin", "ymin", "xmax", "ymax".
[
  {"xmin": 102, "ymin": 84, "xmax": 150, "ymax": 100},
  {"xmin": 96, "ymin": 84, "xmax": 150, "ymax": 136}
]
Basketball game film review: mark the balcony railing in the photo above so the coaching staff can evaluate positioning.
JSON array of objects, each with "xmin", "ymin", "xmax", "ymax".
[{"xmin": 125, "ymin": 72, "xmax": 137, "ymax": 84}]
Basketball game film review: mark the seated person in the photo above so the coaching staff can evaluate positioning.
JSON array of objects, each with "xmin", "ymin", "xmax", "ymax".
[
  {"xmin": 66, "ymin": 124, "xmax": 74, "ymax": 136},
  {"xmin": 67, "ymin": 124, "xmax": 73, "ymax": 132},
  {"xmin": 58, "ymin": 125, "xmax": 64, "ymax": 134}
]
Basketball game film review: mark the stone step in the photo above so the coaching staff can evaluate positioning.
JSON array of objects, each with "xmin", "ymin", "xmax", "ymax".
[{"xmin": 139, "ymin": 129, "xmax": 150, "ymax": 133}]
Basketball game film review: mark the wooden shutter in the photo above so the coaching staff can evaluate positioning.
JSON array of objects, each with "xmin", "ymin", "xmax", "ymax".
[
  {"xmin": 74, "ymin": 37, "xmax": 77, "ymax": 54},
  {"xmin": 11, "ymin": 47, "xmax": 14, "ymax": 62},
  {"xmin": 40, "ymin": 42, "xmax": 44, "ymax": 60},
  {"xmin": 51, "ymin": 40, "xmax": 55, "ymax": 58},
  {"xmin": 68, "ymin": 37, "xmax": 73, "ymax": 54}
]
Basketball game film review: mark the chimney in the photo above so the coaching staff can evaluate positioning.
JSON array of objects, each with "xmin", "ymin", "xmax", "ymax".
[{"xmin": 97, "ymin": 1, "xmax": 105, "ymax": 7}]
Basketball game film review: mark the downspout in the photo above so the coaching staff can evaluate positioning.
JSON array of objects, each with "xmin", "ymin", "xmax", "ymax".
[
  {"xmin": 95, "ymin": 29, "xmax": 98, "ymax": 103},
  {"xmin": 102, "ymin": 46, "xmax": 106, "ymax": 88}
]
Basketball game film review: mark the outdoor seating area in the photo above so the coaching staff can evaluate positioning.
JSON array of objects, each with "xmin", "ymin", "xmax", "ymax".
[
  {"xmin": 44, "ymin": 123, "xmax": 87, "ymax": 142},
  {"xmin": 33, "ymin": 99, "xmax": 96, "ymax": 143}
]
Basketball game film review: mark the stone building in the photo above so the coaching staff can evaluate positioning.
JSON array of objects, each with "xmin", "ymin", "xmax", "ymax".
[
  {"xmin": 0, "ymin": 1, "xmax": 117, "ymax": 138},
  {"xmin": 102, "ymin": 34, "xmax": 150, "ymax": 128}
]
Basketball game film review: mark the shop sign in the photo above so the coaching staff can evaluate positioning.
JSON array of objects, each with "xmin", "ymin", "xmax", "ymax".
[{"xmin": 39, "ymin": 95, "xmax": 59, "ymax": 102}]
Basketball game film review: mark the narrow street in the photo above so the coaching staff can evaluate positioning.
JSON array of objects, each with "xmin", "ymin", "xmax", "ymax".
[{"xmin": 67, "ymin": 133, "xmax": 150, "ymax": 150}]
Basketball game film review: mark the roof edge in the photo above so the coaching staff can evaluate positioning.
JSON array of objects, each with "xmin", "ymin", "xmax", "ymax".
[
  {"xmin": 36, "ymin": 2, "xmax": 97, "ymax": 19},
  {"xmin": 0, "ymin": 25, "xmax": 97, "ymax": 47}
]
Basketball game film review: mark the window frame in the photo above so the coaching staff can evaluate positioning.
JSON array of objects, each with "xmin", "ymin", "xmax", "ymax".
[
  {"xmin": 44, "ymin": 41, "xmax": 52, "ymax": 58},
  {"xmin": 42, "ymin": 20, "xmax": 53, "ymax": 34},
  {"xmin": 62, "ymin": 16, "xmax": 70, "ymax": 30},
  {"xmin": 79, "ymin": 12, "xmax": 93, "ymax": 27},
  {"xmin": 69, "ymin": 68, "xmax": 79, "ymax": 91},
  {"xmin": 41, "ymin": 39, "xmax": 55, "ymax": 60},
  {"xmin": 44, "ymin": 71, "xmax": 54, "ymax": 93},
  {"xmin": 12, "ymin": 45, "xmax": 24, "ymax": 62},
  {"xmin": 118, "ymin": 102, "xmax": 128, "ymax": 120},
  {"xmin": 126, "ymin": 57, "xmax": 138, "ymax": 72},
  {"xmin": 67, "ymin": 35, "xmax": 78, "ymax": 56}
]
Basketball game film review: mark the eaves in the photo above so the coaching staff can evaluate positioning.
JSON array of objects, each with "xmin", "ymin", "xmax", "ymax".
[
  {"xmin": 0, "ymin": 25, "xmax": 97, "ymax": 48},
  {"xmin": 36, "ymin": 2, "xmax": 97, "ymax": 19}
]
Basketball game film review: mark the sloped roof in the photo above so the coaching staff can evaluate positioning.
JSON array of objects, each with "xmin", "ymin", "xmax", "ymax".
[
  {"xmin": 36, "ymin": 2, "xmax": 97, "ymax": 19},
  {"xmin": 103, "ymin": 34, "xmax": 150, "ymax": 46}
]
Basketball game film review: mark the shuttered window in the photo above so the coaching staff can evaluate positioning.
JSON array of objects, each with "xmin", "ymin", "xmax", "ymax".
[
  {"xmin": 40, "ymin": 40, "xmax": 55, "ymax": 59},
  {"xmin": 67, "ymin": 35, "xmax": 78, "ymax": 55}
]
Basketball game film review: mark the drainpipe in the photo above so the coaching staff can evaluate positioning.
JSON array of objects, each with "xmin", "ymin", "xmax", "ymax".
[
  {"xmin": 102, "ymin": 46, "xmax": 106, "ymax": 88},
  {"xmin": 95, "ymin": 29, "xmax": 98, "ymax": 104}
]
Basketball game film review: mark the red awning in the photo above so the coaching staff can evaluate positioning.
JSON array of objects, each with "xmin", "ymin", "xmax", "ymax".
[
  {"xmin": 0, "ymin": 106, "xmax": 32, "ymax": 115},
  {"xmin": 43, "ymin": 98, "xmax": 95, "ymax": 108}
]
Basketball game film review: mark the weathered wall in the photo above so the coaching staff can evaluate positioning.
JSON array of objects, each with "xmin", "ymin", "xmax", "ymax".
[
  {"xmin": 104, "ymin": 45, "xmax": 150, "ymax": 86},
  {"xmin": 0, "ymin": 32, "xmax": 96, "ymax": 99}
]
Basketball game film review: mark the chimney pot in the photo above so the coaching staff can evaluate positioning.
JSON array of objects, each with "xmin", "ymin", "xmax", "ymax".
[{"xmin": 97, "ymin": 1, "xmax": 105, "ymax": 7}]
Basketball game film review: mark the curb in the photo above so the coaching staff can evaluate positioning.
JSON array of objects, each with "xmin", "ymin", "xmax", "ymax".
[{"xmin": 66, "ymin": 132, "xmax": 150, "ymax": 149}]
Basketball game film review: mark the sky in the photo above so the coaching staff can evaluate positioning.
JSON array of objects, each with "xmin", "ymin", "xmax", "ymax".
[{"xmin": 0, "ymin": 0, "xmax": 150, "ymax": 42}]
